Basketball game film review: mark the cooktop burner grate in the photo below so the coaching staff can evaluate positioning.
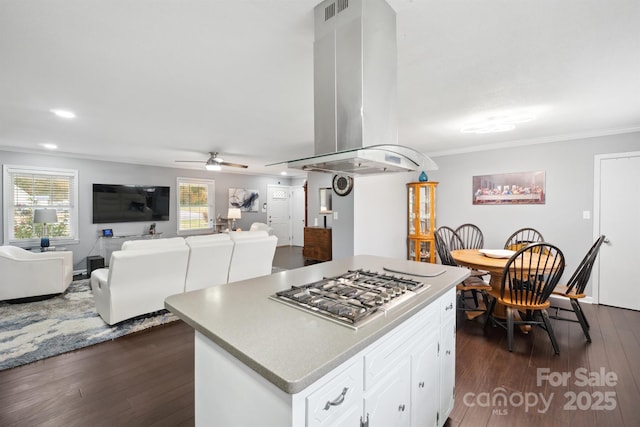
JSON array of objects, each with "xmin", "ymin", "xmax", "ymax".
[{"xmin": 271, "ymin": 269, "xmax": 430, "ymax": 329}]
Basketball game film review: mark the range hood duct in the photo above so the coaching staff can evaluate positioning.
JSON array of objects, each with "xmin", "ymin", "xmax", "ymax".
[{"xmin": 284, "ymin": 0, "xmax": 437, "ymax": 175}]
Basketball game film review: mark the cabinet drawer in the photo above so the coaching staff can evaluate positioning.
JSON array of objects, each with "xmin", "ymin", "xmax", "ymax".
[{"xmin": 306, "ymin": 359, "xmax": 363, "ymax": 427}]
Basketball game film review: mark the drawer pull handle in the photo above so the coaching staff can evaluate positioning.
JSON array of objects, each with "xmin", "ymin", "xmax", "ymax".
[
  {"xmin": 398, "ymin": 404, "xmax": 406, "ymax": 412},
  {"xmin": 445, "ymin": 302, "xmax": 454, "ymax": 311},
  {"xmin": 324, "ymin": 387, "xmax": 349, "ymax": 410}
]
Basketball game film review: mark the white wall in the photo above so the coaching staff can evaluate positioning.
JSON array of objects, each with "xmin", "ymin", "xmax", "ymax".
[
  {"xmin": 0, "ymin": 150, "xmax": 293, "ymax": 272},
  {"xmin": 354, "ymin": 172, "xmax": 414, "ymax": 259},
  {"xmin": 306, "ymin": 172, "xmax": 333, "ymax": 228},
  {"xmin": 4, "ymin": 130, "xmax": 639, "ymax": 286},
  {"xmin": 428, "ymin": 131, "xmax": 640, "ymax": 294}
]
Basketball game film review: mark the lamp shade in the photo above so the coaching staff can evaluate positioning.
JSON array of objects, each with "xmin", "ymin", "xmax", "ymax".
[
  {"xmin": 33, "ymin": 208, "xmax": 58, "ymax": 224},
  {"xmin": 227, "ymin": 208, "xmax": 241, "ymax": 219}
]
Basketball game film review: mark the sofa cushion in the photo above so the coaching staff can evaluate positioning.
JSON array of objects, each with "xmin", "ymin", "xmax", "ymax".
[
  {"xmin": 227, "ymin": 232, "xmax": 277, "ymax": 283},
  {"xmin": 185, "ymin": 234, "xmax": 231, "ymax": 246},
  {"xmin": 184, "ymin": 234, "xmax": 234, "ymax": 291},
  {"xmin": 121, "ymin": 237, "xmax": 186, "ymax": 251},
  {"xmin": 228, "ymin": 230, "xmax": 269, "ymax": 241}
]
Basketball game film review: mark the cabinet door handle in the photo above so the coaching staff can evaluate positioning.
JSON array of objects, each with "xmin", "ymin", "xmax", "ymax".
[
  {"xmin": 446, "ymin": 350, "xmax": 451, "ymax": 355},
  {"xmin": 445, "ymin": 302, "xmax": 454, "ymax": 311},
  {"xmin": 324, "ymin": 387, "xmax": 349, "ymax": 410},
  {"xmin": 398, "ymin": 404, "xmax": 406, "ymax": 412},
  {"xmin": 418, "ymin": 381, "xmax": 425, "ymax": 388}
]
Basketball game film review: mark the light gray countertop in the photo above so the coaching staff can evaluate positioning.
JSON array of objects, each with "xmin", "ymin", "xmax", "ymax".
[{"xmin": 165, "ymin": 255, "xmax": 469, "ymax": 394}]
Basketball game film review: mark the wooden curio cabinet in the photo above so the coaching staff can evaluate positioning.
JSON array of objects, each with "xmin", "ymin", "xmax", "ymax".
[{"xmin": 407, "ymin": 181, "xmax": 438, "ymax": 263}]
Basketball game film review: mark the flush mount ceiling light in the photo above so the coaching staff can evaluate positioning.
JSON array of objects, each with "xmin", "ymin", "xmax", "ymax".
[
  {"xmin": 39, "ymin": 143, "xmax": 58, "ymax": 150},
  {"xmin": 50, "ymin": 109, "xmax": 76, "ymax": 119},
  {"xmin": 460, "ymin": 112, "xmax": 537, "ymax": 134},
  {"xmin": 177, "ymin": 152, "xmax": 248, "ymax": 171},
  {"xmin": 205, "ymin": 161, "xmax": 222, "ymax": 171}
]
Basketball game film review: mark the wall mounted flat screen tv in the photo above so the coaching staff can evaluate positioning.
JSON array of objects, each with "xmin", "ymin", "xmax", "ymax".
[{"xmin": 92, "ymin": 184, "xmax": 170, "ymax": 224}]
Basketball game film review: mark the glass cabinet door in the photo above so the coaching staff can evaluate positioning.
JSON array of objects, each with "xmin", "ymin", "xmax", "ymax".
[
  {"xmin": 419, "ymin": 185, "xmax": 430, "ymax": 235},
  {"xmin": 408, "ymin": 239, "xmax": 433, "ymax": 262},
  {"xmin": 408, "ymin": 186, "xmax": 416, "ymax": 235},
  {"xmin": 407, "ymin": 182, "xmax": 438, "ymax": 263}
]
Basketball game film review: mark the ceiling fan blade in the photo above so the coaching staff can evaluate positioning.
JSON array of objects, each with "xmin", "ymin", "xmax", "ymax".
[{"xmin": 220, "ymin": 161, "xmax": 248, "ymax": 169}]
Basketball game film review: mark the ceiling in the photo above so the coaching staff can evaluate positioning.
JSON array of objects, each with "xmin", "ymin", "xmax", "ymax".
[{"xmin": 1, "ymin": 0, "xmax": 639, "ymax": 177}]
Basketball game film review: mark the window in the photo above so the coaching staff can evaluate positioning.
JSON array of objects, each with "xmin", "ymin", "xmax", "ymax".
[
  {"xmin": 177, "ymin": 177, "xmax": 215, "ymax": 233},
  {"xmin": 3, "ymin": 165, "xmax": 79, "ymax": 245}
]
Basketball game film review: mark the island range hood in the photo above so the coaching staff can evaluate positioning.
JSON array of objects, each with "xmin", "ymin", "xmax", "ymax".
[{"xmin": 284, "ymin": 0, "xmax": 437, "ymax": 175}]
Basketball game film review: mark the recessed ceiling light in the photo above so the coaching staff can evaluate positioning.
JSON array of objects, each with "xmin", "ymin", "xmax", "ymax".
[
  {"xmin": 280, "ymin": 171, "xmax": 288, "ymax": 176},
  {"xmin": 40, "ymin": 143, "xmax": 58, "ymax": 150},
  {"xmin": 50, "ymin": 109, "xmax": 76, "ymax": 119}
]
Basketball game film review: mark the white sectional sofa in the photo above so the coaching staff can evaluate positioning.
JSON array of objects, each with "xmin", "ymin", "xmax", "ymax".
[
  {"xmin": 90, "ymin": 237, "xmax": 190, "ymax": 325},
  {"xmin": 228, "ymin": 231, "xmax": 278, "ymax": 282},
  {"xmin": 90, "ymin": 231, "xmax": 278, "ymax": 325},
  {"xmin": 184, "ymin": 234, "xmax": 234, "ymax": 292}
]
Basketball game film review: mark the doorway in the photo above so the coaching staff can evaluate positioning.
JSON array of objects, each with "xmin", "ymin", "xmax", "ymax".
[
  {"xmin": 291, "ymin": 185, "xmax": 305, "ymax": 246},
  {"xmin": 593, "ymin": 151, "xmax": 640, "ymax": 310},
  {"xmin": 267, "ymin": 185, "xmax": 291, "ymax": 246}
]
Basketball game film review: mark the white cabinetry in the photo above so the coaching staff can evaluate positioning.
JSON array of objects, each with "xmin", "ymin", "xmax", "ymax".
[
  {"xmin": 439, "ymin": 296, "xmax": 456, "ymax": 422},
  {"xmin": 365, "ymin": 357, "xmax": 411, "ymax": 427},
  {"xmin": 411, "ymin": 332, "xmax": 440, "ymax": 426},
  {"xmin": 194, "ymin": 288, "xmax": 456, "ymax": 427},
  {"xmin": 306, "ymin": 360, "xmax": 364, "ymax": 427}
]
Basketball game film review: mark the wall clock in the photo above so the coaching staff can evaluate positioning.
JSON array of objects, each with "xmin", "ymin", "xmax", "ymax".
[{"xmin": 332, "ymin": 174, "xmax": 353, "ymax": 196}]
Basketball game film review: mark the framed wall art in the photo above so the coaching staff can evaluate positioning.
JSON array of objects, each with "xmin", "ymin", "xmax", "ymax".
[
  {"xmin": 472, "ymin": 171, "xmax": 545, "ymax": 205},
  {"xmin": 229, "ymin": 188, "xmax": 259, "ymax": 212}
]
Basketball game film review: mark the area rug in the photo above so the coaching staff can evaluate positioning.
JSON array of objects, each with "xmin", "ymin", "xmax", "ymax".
[{"xmin": 0, "ymin": 279, "xmax": 178, "ymax": 371}]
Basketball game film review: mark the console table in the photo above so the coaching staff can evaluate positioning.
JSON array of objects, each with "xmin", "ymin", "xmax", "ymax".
[
  {"xmin": 99, "ymin": 234, "xmax": 163, "ymax": 266},
  {"xmin": 303, "ymin": 227, "xmax": 332, "ymax": 263}
]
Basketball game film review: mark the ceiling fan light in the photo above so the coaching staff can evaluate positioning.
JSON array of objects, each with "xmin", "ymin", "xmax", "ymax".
[{"xmin": 206, "ymin": 163, "xmax": 222, "ymax": 171}]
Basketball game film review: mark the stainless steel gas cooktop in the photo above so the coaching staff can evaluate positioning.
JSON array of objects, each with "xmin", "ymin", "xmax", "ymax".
[{"xmin": 271, "ymin": 269, "xmax": 432, "ymax": 330}]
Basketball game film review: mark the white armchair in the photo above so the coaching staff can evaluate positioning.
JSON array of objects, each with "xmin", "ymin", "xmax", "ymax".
[
  {"xmin": 249, "ymin": 222, "xmax": 274, "ymax": 235},
  {"xmin": 227, "ymin": 231, "xmax": 278, "ymax": 283},
  {"xmin": 185, "ymin": 234, "xmax": 234, "ymax": 291},
  {"xmin": 0, "ymin": 246, "xmax": 73, "ymax": 300}
]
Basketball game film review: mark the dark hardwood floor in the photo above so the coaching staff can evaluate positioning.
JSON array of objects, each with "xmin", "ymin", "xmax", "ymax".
[
  {"xmin": 272, "ymin": 244, "xmax": 305, "ymax": 270},
  {"xmin": 447, "ymin": 300, "xmax": 640, "ymax": 426},
  {"xmin": 1, "ymin": 247, "xmax": 639, "ymax": 426}
]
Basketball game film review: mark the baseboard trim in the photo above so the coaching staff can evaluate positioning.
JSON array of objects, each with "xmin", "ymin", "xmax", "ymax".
[{"xmin": 549, "ymin": 294, "xmax": 594, "ymax": 304}]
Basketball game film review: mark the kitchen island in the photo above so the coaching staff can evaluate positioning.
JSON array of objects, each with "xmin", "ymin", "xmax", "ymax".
[{"xmin": 165, "ymin": 255, "xmax": 469, "ymax": 427}]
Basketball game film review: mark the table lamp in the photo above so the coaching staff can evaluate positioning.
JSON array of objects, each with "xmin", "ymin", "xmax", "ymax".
[
  {"xmin": 227, "ymin": 208, "xmax": 241, "ymax": 231},
  {"xmin": 33, "ymin": 208, "xmax": 58, "ymax": 250}
]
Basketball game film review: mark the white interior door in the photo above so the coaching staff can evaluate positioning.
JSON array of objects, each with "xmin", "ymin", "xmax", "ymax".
[
  {"xmin": 267, "ymin": 185, "xmax": 291, "ymax": 246},
  {"xmin": 595, "ymin": 152, "xmax": 640, "ymax": 310},
  {"xmin": 291, "ymin": 185, "xmax": 305, "ymax": 246}
]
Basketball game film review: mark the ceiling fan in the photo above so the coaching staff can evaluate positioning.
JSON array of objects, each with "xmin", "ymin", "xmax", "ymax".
[{"xmin": 175, "ymin": 152, "xmax": 248, "ymax": 171}]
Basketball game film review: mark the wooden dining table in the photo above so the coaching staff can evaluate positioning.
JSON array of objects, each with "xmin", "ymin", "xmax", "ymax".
[
  {"xmin": 451, "ymin": 249, "xmax": 513, "ymax": 289},
  {"xmin": 451, "ymin": 248, "xmax": 529, "ymax": 329}
]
